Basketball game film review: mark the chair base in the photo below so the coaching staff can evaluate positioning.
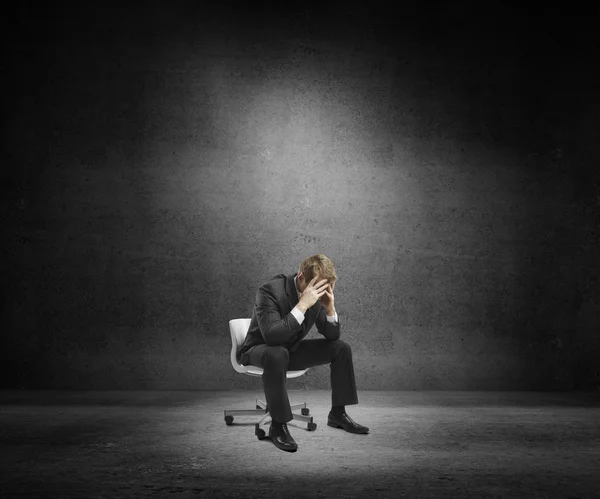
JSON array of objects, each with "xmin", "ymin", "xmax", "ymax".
[{"xmin": 224, "ymin": 398, "xmax": 316, "ymax": 432}]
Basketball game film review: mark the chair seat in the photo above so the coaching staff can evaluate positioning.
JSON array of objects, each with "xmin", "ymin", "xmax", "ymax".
[
  {"xmin": 239, "ymin": 365, "xmax": 308, "ymax": 378},
  {"xmin": 229, "ymin": 318, "xmax": 309, "ymax": 380}
]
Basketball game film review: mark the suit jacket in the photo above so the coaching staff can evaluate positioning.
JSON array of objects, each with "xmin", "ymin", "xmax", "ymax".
[{"xmin": 238, "ymin": 273, "xmax": 341, "ymax": 362}]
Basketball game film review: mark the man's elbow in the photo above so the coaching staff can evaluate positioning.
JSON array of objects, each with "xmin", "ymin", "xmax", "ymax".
[{"xmin": 325, "ymin": 329, "xmax": 340, "ymax": 340}]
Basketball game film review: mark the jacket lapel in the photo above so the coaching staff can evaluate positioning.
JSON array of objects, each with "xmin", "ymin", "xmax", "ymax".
[{"xmin": 285, "ymin": 273, "xmax": 299, "ymax": 314}]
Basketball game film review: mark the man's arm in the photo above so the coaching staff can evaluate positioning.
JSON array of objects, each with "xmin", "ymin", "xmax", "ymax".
[
  {"xmin": 255, "ymin": 285, "xmax": 302, "ymax": 346},
  {"xmin": 315, "ymin": 304, "xmax": 341, "ymax": 340}
]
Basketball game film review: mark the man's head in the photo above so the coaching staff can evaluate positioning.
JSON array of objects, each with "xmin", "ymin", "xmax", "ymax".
[{"xmin": 296, "ymin": 254, "xmax": 337, "ymax": 293}]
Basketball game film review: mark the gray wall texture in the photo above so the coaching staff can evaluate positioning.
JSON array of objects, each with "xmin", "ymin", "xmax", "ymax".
[{"xmin": 3, "ymin": 3, "xmax": 599, "ymax": 390}]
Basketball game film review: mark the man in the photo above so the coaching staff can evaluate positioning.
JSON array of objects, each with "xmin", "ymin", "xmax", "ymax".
[{"xmin": 238, "ymin": 254, "xmax": 369, "ymax": 452}]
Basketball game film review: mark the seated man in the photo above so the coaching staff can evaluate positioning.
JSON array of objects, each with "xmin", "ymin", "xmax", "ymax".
[{"xmin": 238, "ymin": 254, "xmax": 368, "ymax": 452}]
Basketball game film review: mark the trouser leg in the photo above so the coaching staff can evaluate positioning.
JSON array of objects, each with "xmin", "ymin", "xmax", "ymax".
[
  {"xmin": 243, "ymin": 345, "xmax": 293, "ymax": 423},
  {"xmin": 288, "ymin": 339, "xmax": 358, "ymax": 408}
]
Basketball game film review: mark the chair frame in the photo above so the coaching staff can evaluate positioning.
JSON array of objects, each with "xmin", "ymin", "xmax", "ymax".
[{"xmin": 224, "ymin": 318, "xmax": 317, "ymax": 440}]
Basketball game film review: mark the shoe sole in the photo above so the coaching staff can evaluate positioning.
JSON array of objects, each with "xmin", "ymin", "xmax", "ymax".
[
  {"xmin": 268, "ymin": 435, "xmax": 298, "ymax": 452},
  {"xmin": 327, "ymin": 421, "xmax": 369, "ymax": 434}
]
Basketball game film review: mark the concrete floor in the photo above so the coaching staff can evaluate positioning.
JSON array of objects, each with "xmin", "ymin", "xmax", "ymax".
[{"xmin": 1, "ymin": 390, "xmax": 599, "ymax": 498}]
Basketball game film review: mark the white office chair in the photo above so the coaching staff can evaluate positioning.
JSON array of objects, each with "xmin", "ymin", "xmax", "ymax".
[{"xmin": 224, "ymin": 318, "xmax": 317, "ymax": 440}]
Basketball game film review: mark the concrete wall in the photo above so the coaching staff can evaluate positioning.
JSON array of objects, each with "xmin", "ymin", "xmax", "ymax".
[{"xmin": 3, "ymin": 3, "xmax": 599, "ymax": 390}]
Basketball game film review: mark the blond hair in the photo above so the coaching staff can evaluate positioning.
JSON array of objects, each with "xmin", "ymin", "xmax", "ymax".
[{"xmin": 298, "ymin": 254, "xmax": 337, "ymax": 283}]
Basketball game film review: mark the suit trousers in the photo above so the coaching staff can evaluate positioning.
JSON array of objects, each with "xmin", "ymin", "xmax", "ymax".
[{"xmin": 240, "ymin": 338, "xmax": 359, "ymax": 423}]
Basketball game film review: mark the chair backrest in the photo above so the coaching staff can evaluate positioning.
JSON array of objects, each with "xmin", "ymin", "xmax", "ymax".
[{"xmin": 229, "ymin": 318, "xmax": 252, "ymax": 374}]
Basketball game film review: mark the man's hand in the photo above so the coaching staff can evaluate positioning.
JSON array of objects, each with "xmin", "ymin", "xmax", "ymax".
[
  {"xmin": 297, "ymin": 276, "xmax": 330, "ymax": 313},
  {"xmin": 319, "ymin": 282, "xmax": 335, "ymax": 316}
]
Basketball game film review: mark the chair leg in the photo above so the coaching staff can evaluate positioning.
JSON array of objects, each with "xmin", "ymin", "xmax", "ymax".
[
  {"xmin": 290, "ymin": 401, "xmax": 310, "ymax": 416},
  {"xmin": 257, "ymin": 411, "xmax": 271, "ymax": 426},
  {"xmin": 224, "ymin": 407, "xmax": 266, "ymax": 426},
  {"xmin": 224, "ymin": 399, "xmax": 315, "ymax": 432},
  {"xmin": 292, "ymin": 413, "xmax": 313, "ymax": 423},
  {"xmin": 224, "ymin": 408, "xmax": 267, "ymax": 417},
  {"xmin": 289, "ymin": 411, "xmax": 317, "ymax": 431}
]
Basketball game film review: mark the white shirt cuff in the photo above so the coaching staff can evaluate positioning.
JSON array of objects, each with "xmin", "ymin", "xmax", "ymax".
[
  {"xmin": 291, "ymin": 306, "xmax": 305, "ymax": 325},
  {"xmin": 326, "ymin": 312, "xmax": 338, "ymax": 324}
]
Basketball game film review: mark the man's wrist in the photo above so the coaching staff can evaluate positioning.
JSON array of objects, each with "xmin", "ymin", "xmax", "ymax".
[
  {"xmin": 326, "ymin": 307, "xmax": 336, "ymax": 317},
  {"xmin": 297, "ymin": 302, "xmax": 308, "ymax": 314}
]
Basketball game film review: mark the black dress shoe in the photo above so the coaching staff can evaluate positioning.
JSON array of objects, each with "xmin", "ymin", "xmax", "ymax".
[
  {"xmin": 268, "ymin": 422, "xmax": 298, "ymax": 452},
  {"xmin": 327, "ymin": 412, "xmax": 369, "ymax": 434}
]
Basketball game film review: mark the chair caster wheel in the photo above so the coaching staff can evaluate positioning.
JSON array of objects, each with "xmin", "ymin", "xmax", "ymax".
[
  {"xmin": 307, "ymin": 422, "xmax": 317, "ymax": 431},
  {"xmin": 301, "ymin": 408, "xmax": 310, "ymax": 416},
  {"xmin": 255, "ymin": 423, "xmax": 267, "ymax": 440},
  {"xmin": 224, "ymin": 415, "xmax": 234, "ymax": 426}
]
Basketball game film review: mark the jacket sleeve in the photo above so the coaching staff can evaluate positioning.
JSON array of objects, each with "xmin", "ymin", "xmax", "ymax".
[
  {"xmin": 314, "ymin": 304, "xmax": 341, "ymax": 340},
  {"xmin": 255, "ymin": 284, "xmax": 302, "ymax": 346}
]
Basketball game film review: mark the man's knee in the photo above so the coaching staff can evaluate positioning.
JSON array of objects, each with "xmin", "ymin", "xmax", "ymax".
[
  {"xmin": 262, "ymin": 346, "xmax": 289, "ymax": 368},
  {"xmin": 329, "ymin": 339, "xmax": 352, "ymax": 358}
]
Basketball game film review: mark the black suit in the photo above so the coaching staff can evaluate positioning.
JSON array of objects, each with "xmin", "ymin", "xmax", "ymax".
[{"xmin": 239, "ymin": 273, "xmax": 358, "ymax": 423}]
